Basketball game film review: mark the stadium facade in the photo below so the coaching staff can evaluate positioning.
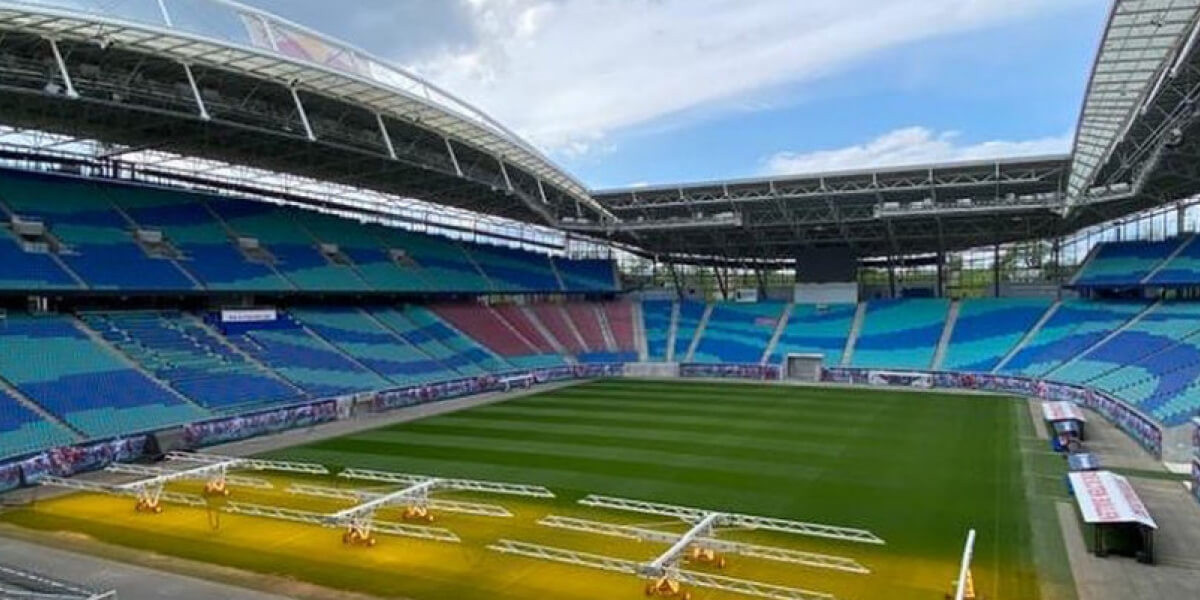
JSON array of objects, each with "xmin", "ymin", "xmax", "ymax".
[{"xmin": 0, "ymin": 0, "xmax": 1197, "ymax": 531}]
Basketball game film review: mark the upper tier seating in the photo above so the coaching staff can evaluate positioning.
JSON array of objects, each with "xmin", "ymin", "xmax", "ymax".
[
  {"xmin": 0, "ymin": 173, "xmax": 192, "ymax": 290},
  {"xmin": 673, "ymin": 301, "xmax": 707, "ymax": 360},
  {"xmin": 851, "ymin": 299, "xmax": 949, "ymax": 369},
  {"xmin": 553, "ymin": 258, "xmax": 617, "ymax": 292},
  {"xmin": 1073, "ymin": 239, "xmax": 1181, "ymax": 287},
  {"xmin": 432, "ymin": 304, "xmax": 562, "ymax": 369},
  {"xmin": 295, "ymin": 212, "xmax": 429, "ymax": 291},
  {"xmin": 371, "ymin": 227, "xmax": 492, "ymax": 293},
  {"xmin": 0, "ymin": 314, "xmax": 208, "ymax": 438},
  {"xmin": 529, "ymin": 304, "xmax": 587, "ymax": 354},
  {"xmin": 228, "ymin": 317, "xmax": 392, "ymax": 397},
  {"xmin": 207, "ymin": 197, "xmax": 367, "ymax": 292},
  {"xmin": 110, "ymin": 186, "xmax": 289, "ymax": 291},
  {"xmin": 0, "ymin": 228, "xmax": 78, "ymax": 290},
  {"xmin": 1146, "ymin": 236, "xmax": 1200, "ymax": 286},
  {"xmin": 0, "ymin": 169, "xmax": 619, "ymax": 294},
  {"xmin": 1000, "ymin": 300, "xmax": 1147, "ymax": 377},
  {"xmin": 941, "ymin": 298, "xmax": 1053, "ymax": 372},
  {"xmin": 768, "ymin": 303, "xmax": 857, "ymax": 366},
  {"xmin": 0, "ymin": 387, "xmax": 77, "ymax": 459},
  {"xmin": 642, "ymin": 300, "xmax": 674, "ymax": 361},
  {"xmin": 692, "ymin": 302, "xmax": 786, "ymax": 364},
  {"xmin": 291, "ymin": 307, "xmax": 460, "ymax": 386},
  {"xmin": 468, "ymin": 244, "xmax": 561, "ymax": 292},
  {"xmin": 81, "ymin": 311, "xmax": 301, "ymax": 412}
]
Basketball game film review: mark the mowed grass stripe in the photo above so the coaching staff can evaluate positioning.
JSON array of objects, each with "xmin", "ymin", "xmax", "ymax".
[
  {"xmin": 468, "ymin": 404, "xmax": 878, "ymax": 439},
  {"xmin": 345, "ymin": 423, "xmax": 1000, "ymax": 491},
  {"xmin": 264, "ymin": 447, "xmax": 826, "ymax": 519},
  {"xmin": 297, "ymin": 433, "xmax": 828, "ymax": 484},
  {"xmin": 490, "ymin": 393, "xmax": 889, "ymax": 424},
  {"xmin": 401, "ymin": 408, "xmax": 871, "ymax": 447},
  {"xmin": 391, "ymin": 417, "xmax": 849, "ymax": 459}
]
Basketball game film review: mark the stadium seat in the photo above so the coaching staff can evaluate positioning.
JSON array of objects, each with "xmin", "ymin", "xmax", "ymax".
[
  {"xmin": 941, "ymin": 298, "xmax": 1053, "ymax": 372},
  {"xmin": 691, "ymin": 302, "xmax": 786, "ymax": 364},
  {"xmin": 851, "ymin": 299, "xmax": 949, "ymax": 369}
]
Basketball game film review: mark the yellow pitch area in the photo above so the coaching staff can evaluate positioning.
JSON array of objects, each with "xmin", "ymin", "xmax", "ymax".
[{"xmin": 0, "ymin": 472, "xmax": 922, "ymax": 600}]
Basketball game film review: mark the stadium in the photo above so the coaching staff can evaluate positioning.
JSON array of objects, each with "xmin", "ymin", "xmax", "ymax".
[{"xmin": 0, "ymin": 1, "xmax": 1197, "ymax": 599}]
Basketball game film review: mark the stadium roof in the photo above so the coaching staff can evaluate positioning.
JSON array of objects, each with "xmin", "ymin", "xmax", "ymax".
[
  {"xmin": 0, "ymin": 0, "xmax": 611, "ymax": 227},
  {"xmin": 2, "ymin": 0, "xmax": 1200, "ymax": 265}
]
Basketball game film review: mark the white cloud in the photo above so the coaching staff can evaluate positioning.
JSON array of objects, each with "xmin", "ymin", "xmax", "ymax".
[
  {"xmin": 412, "ymin": 0, "xmax": 1089, "ymax": 156},
  {"xmin": 763, "ymin": 127, "xmax": 1072, "ymax": 175}
]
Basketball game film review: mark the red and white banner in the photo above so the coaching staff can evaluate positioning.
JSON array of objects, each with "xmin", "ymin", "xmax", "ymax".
[
  {"xmin": 1068, "ymin": 471, "xmax": 1156, "ymax": 528},
  {"xmin": 1042, "ymin": 401, "xmax": 1087, "ymax": 423}
]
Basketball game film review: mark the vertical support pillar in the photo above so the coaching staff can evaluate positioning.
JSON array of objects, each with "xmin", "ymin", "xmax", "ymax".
[
  {"xmin": 47, "ymin": 38, "xmax": 78, "ymax": 99},
  {"xmin": 936, "ymin": 251, "xmax": 945, "ymax": 299},
  {"xmin": 182, "ymin": 63, "xmax": 210, "ymax": 120},
  {"xmin": 887, "ymin": 255, "xmax": 897, "ymax": 299},
  {"xmin": 290, "ymin": 86, "xmax": 315, "ymax": 141},
  {"xmin": 498, "ymin": 158, "xmax": 514, "ymax": 192},
  {"xmin": 993, "ymin": 243, "xmax": 1001, "ymax": 298},
  {"xmin": 376, "ymin": 113, "xmax": 396, "ymax": 159},
  {"xmin": 444, "ymin": 137, "xmax": 464, "ymax": 177}
]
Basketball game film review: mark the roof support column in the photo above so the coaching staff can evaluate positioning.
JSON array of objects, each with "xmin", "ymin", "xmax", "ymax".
[
  {"xmin": 498, "ymin": 158, "xmax": 515, "ymax": 192},
  {"xmin": 993, "ymin": 243, "xmax": 1001, "ymax": 298},
  {"xmin": 936, "ymin": 251, "xmax": 945, "ymax": 299},
  {"xmin": 289, "ymin": 86, "xmax": 315, "ymax": 141},
  {"xmin": 887, "ymin": 255, "xmax": 897, "ymax": 299},
  {"xmin": 375, "ymin": 113, "xmax": 397, "ymax": 159},
  {"xmin": 47, "ymin": 38, "xmax": 78, "ymax": 99},
  {"xmin": 444, "ymin": 137, "xmax": 464, "ymax": 177},
  {"xmin": 181, "ymin": 63, "xmax": 210, "ymax": 121}
]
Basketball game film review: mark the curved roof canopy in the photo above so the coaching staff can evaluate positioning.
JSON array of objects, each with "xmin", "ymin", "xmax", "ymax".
[{"xmin": 0, "ymin": 0, "xmax": 612, "ymax": 226}]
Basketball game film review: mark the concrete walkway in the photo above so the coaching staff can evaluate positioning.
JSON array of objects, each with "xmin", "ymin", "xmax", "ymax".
[
  {"xmin": 0, "ymin": 537, "xmax": 292, "ymax": 600},
  {"xmin": 1056, "ymin": 403, "xmax": 1200, "ymax": 600}
]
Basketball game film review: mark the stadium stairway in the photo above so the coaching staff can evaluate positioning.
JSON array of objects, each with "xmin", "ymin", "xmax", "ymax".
[
  {"xmin": 632, "ymin": 300, "xmax": 649, "ymax": 361},
  {"xmin": 840, "ymin": 302, "xmax": 868, "ymax": 366},
  {"xmin": 930, "ymin": 300, "xmax": 962, "ymax": 370},
  {"xmin": 518, "ymin": 305, "xmax": 568, "ymax": 354},
  {"xmin": 593, "ymin": 303, "xmax": 619, "ymax": 351},
  {"xmin": 682, "ymin": 303, "xmax": 714, "ymax": 362},
  {"xmin": 565, "ymin": 303, "xmax": 607, "ymax": 352},
  {"xmin": 1141, "ymin": 235, "xmax": 1196, "ymax": 283},
  {"xmin": 0, "ymin": 382, "xmax": 81, "ymax": 459},
  {"xmin": 760, "ymin": 303, "xmax": 793, "ymax": 363},
  {"xmin": 1041, "ymin": 300, "xmax": 1162, "ymax": 379},
  {"xmin": 993, "ymin": 300, "xmax": 1061, "ymax": 372}
]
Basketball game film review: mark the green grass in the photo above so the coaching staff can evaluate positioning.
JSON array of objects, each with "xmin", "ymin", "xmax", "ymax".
[{"xmin": 2, "ymin": 380, "xmax": 1068, "ymax": 600}]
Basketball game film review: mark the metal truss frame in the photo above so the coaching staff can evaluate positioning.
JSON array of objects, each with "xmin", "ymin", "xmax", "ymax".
[
  {"xmin": 487, "ymin": 540, "xmax": 836, "ymax": 600},
  {"xmin": 536, "ymin": 515, "xmax": 869, "ymax": 574},
  {"xmin": 578, "ymin": 494, "xmax": 885, "ymax": 545},
  {"xmin": 222, "ymin": 501, "xmax": 460, "ymax": 543}
]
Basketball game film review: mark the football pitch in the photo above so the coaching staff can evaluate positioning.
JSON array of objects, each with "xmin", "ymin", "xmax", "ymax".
[{"xmin": 1, "ymin": 380, "xmax": 1070, "ymax": 600}]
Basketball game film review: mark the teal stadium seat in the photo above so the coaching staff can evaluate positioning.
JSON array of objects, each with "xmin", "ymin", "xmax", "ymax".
[
  {"xmin": 851, "ymin": 299, "xmax": 949, "ymax": 369},
  {"xmin": 941, "ymin": 298, "xmax": 1053, "ymax": 372},
  {"xmin": 691, "ymin": 302, "xmax": 786, "ymax": 364},
  {"xmin": 769, "ymin": 303, "xmax": 857, "ymax": 366}
]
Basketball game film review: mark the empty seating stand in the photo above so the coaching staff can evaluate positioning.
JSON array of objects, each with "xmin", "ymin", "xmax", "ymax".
[
  {"xmin": 0, "ymin": 314, "xmax": 208, "ymax": 439},
  {"xmin": 228, "ymin": 316, "xmax": 392, "ymax": 397},
  {"xmin": 851, "ymin": 299, "xmax": 949, "ymax": 369},
  {"xmin": 692, "ymin": 302, "xmax": 786, "ymax": 364},
  {"xmin": 402, "ymin": 306, "xmax": 512, "ymax": 373},
  {"xmin": 0, "ymin": 388, "xmax": 77, "ymax": 459},
  {"xmin": 768, "ymin": 303, "xmax": 857, "ymax": 366},
  {"xmin": 1073, "ymin": 239, "xmax": 1181, "ymax": 287},
  {"xmin": 433, "ymin": 304, "xmax": 564, "ymax": 369},
  {"xmin": 941, "ymin": 298, "xmax": 1052, "ymax": 372},
  {"xmin": 1001, "ymin": 300, "xmax": 1147, "ymax": 378},
  {"xmin": 81, "ymin": 311, "xmax": 302, "ymax": 412},
  {"xmin": 290, "ymin": 307, "xmax": 459, "ymax": 387}
]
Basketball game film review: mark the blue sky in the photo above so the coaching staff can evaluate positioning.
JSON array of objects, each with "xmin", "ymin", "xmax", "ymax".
[{"xmin": 248, "ymin": 0, "xmax": 1110, "ymax": 189}]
